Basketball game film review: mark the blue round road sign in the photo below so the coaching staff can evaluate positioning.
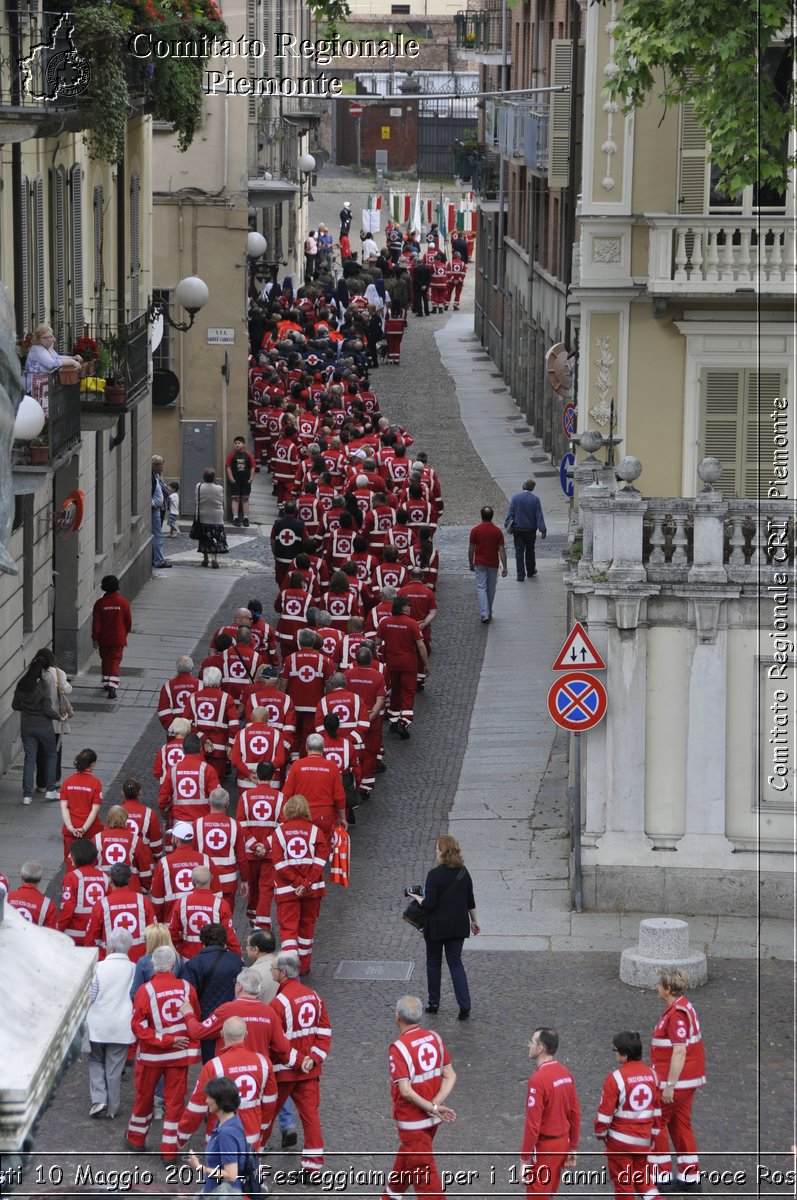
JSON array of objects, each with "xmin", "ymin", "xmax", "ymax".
[
  {"xmin": 547, "ymin": 670, "xmax": 608, "ymax": 732},
  {"xmin": 559, "ymin": 452, "xmax": 575, "ymax": 497}
]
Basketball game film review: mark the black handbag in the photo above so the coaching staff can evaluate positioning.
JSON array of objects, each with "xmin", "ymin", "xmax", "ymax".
[
  {"xmin": 402, "ymin": 868, "xmax": 466, "ymax": 933},
  {"xmin": 189, "ymin": 484, "xmax": 202, "ymax": 540}
]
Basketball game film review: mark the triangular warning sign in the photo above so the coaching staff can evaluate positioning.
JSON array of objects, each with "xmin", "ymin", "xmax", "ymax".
[{"xmin": 551, "ymin": 621, "xmax": 606, "ymax": 671}]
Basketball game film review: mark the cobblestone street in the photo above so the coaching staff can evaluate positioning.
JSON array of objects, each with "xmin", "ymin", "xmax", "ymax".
[{"xmin": 13, "ymin": 167, "xmax": 796, "ymax": 1197}]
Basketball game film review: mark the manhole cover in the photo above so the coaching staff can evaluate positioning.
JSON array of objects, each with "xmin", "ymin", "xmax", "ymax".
[
  {"xmin": 531, "ymin": 454, "xmax": 549, "ymax": 462},
  {"xmin": 513, "ymin": 426, "xmax": 531, "ymax": 433},
  {"xmin": 72, "ymin": 701, "xmax": 119, "ymax": 712},
  {"xmin": 491, "ymin": 388, "xmax": 507, "ymax": 394},
  {"xmin": 334, "ymin": 960, "xmax": 415, "ymax": 981},
  {"xmin": 505, "ymin": 415, "xmax": 523, "ymax": 421},
  {"xmin": 86, "ymin": 666, "xmax": 147, "ymax": 677}
]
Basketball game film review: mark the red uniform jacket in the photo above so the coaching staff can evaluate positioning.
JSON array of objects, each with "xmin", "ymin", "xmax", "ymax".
[
  {"xmin": 158, "ymin": 674, "xmax": 201, "ymax": 731},
  {"xmin": 238, "ymin": 787, "xmax": 286, "ymax": 861},
  {"xmin": 272, "ymin": 818, "xmax": 326, "ymax": 900},
  {"xmin": 132, "ymin": 971, "xmax": 201, "ymax": 1065},
  {"xmin": 283, "ymin": 755, "xmax": 346, "ymax": 828},
  {"xmin": 181, "ymin": 687, "xmax": 239, "ymax": 757},
  {"xmin": 389, "ymin": 1026, "xmax": 451, "ymax": 1130},
  {"xmin": 269, "ymin": 979, "xmax": 331, "ymax": 1082},
  {"xmin": 378, "ymin": 614, "xmax": 423, "ymax": 672},
  {"xmin": 650, "ymin": 997, "xmax": 706, "ymax": 1090},
  {"xmin": 153, "ymin": 738, "xmax": 187, "ymax": 784},
  {"xmin": 280, "ymin": 649, "xmax": 335, "ymax": 714},
  {"xmin": 230, "ymin": 723, "xmax": 289, "ymax": 788},
  {"xmin": 595, "ymin": 1061, "xmax": 661, "ymax": 1150},
  {"xmin": 58, "ymin": 865, "xmax": 108, "ymax": 943},
  {"xmin": 521, "ymin": 1060, "xmax": 581, "ymax": 1159},
  {"xmin": 158, "ymin": 752, "xmax": 220, "ymax": 824},
  {"xmin": 168, "ymin": 887, "xmax": 241, "ymax": 958},
  {"xmin": 274, "ymin": 587, "xmax": 313, "ymax": 651},
  {"xmin": 91, "ymin": 592, "xmax": 132, "ymax": 647},
  {"xmin": 373, "ymin": 561, "xmax": 409, "ymax": 593},
  {"xmin": 178, "ymin": 1044, "xmax": 277, "ymax": 1149},
  {"xmin": 185, "ymin": 996, "xmax": 297, "ymax": 1065},
  {"xmin": 93, "ymin": 826, "xmax": 153, "ymax": 888},
  {"xmin": 344, "ymin": 665, "xmax": 387, "ymax": 717},
  {"xmin": 7, "ymin": 883, "xmax": 58, "ymax": 928},
  {"xmin": 194, "ymin": 813, "xmax": 247, "ymax": 891},
  {"xmin": 85, "ymin": 886, "xmax": 157, "ymax": 960},
  {"xmin": 123, "ymin": 799, "xmax": 164, "ymax": 857},
  {"xmin": 149, "ymin": 847, "xmax": 219, "ymax": 919},
  {"xmin": 242, "ymin": 685, "xmax": 297, "ymax": 739},
  {"xmin": 314, "ymin": 689, "xmax": 369, "ymax": 738}
]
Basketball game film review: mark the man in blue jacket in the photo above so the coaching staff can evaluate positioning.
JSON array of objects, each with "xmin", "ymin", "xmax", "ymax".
[{"xmin": 505, "ymin": 479, "xmax": 547, "ymax": 581}]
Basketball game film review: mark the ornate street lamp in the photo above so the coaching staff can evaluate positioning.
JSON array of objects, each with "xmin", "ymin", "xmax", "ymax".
[{"xmin": 145, "ymin": 275, "xmax": 209, "ymax": 334}]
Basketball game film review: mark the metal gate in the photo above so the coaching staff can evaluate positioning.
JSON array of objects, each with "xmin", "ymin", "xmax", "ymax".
[
  {"xmin": 180, "ymin": 420, "xmax": 216, "ymax": 516},
  {"xmin": 417, "ymin": 100, "xmax": 475, "ymax": 177}
]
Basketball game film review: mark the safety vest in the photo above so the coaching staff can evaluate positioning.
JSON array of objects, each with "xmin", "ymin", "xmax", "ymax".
[{"xmin": 329, "ymin": 827, "xmax": 350, "ymax": 887}]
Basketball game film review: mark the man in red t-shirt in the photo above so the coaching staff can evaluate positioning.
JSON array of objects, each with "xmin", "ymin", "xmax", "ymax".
[
  {"xmin": 226, "ymin": 436, "xmax": 256, "ymax": 527},
  {"xmin": 468, "ymin": 505, "xmax": 507, "ymax": 624}
]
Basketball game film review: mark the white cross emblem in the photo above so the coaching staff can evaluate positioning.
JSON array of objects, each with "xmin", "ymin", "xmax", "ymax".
[
  {"xmin": 285, "ymin": 598, "xmax": 303, "ymax": 616},
  {"xmin": 236, "ymin": 1073, "xmax": 258, "ymax": 1103},
  {"xmin": 205, "ymin": 828, "xmax": 228, "ymax": 851},
  {"xmin": 85, "ymin": 882, "xmax": 105, "ymax": 905},
  {"xmin": 326, "ymin": 750, "xmax": 343, "ymax": 769},
  {"xmin": 263, "ymin": 703, "xmax": 280, "ymax": 722},
  {"xmin": 228, "ymin": 660, "xmax": 248, "ymax": 680},
  {"xmin": 105, "ymin": 842, "xmax": 127, "ymax": 864},
  {"xmin": 418, "ymin": 1043, "xmax": 438, "ymax": 1071},
  {"xmin": 331, "ymin": 702, "xmax": 349, "ymax": 719},
  {"xmin": 197, "ymin": 701, "xmax": 216, "ymax": 722},
  {"xmin": 249, "ymin": 734, "xmax": 271, "ymax": 757},
  {"xmin": 297, "ymin": 1001, "xmax": 317, "ymax": 1028},
  {"xmin": 278, "ymin": 529, "xmax": 298, "ymax": 547},
  {"xmin": 188, "ymin": 909, "xmax": 211, "ymax": 934},
  {"xmin": 175, "ymin": 867, "xmax": 194, "ymax": 891},
  {"xmin": 286, "ymin": 835, "xmax": 308, "ymax": 858},
  {"xmin": 113, "ymin": 911, "xmax": 138, "ymax": 933},
  {"xmin": 161, "ymin": 997, "xmax": 183, "ymax": 1023},
  {"xmin": 252, "ymin": 800, "xmax": 274, "ymax": 822},
  {"xmin": 177, "ymin": 776, "xmax": 199, "ymax": 798},
  {"xmin": 329, "ymin": 599, "xmax": 346, "ymax": 615},
  {"xmin": 321, "ymin": 637, "xmax": 337, "ymax": 655},
  {"xmin": 167, "ymin": 747, "xmax": 185, "ymax": 766},
  {"xmin": 297, "ymin": 665, "xmax": 317, "ymax": 683},
  {"xmin": 175, "ymin": 688, "xmax": 192, "ymax": 709}
]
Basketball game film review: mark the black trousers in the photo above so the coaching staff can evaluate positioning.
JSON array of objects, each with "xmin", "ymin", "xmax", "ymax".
[
  {"xmin": 512, "ymin": 529, "xmax": 537, "ymax": 578},
  {"xmin": 412, "ymin": 284, "xmax": 430, "ymax": 316}
]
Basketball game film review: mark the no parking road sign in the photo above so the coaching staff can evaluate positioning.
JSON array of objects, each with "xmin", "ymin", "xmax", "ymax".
[{"xmin": 547, "ymin": 671, "xmax": 608, "ymax": 732}]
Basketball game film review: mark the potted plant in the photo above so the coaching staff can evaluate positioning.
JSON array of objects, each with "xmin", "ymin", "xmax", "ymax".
[
  {"xmin": 100, "ymin": 331, "xmax": 128, "ymax": 404},
  {"xmin": 28, "ymin": 430, "xmax": 49, "ymax": 465},
  {"xmin": 72, "ymin": 336, "xmax": 99, "ymax": 376}
]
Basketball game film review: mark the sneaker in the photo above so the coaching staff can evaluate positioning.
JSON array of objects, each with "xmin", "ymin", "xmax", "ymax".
[
  {"xmin": 242, "ymin": 517, "xmax": 250, "ymax": 527},
  {"xmin": 516, "ymin": 576, "xmax": 525, "ymax": 582},
  {"xmin": 22, "ymin": 795, "xmax": 32, "ymax": 806},
  {"xmin": 281, "ymin": 1129, "xmax": 298, "ymax": 1150},
  {"xmin": 44, "ymin": 789, "xmax": 61, "ymax": 801},
  {"xmin": 153, "ymin": 1100, "xmax": 165, "ymax": 1121},
  {"xmin": 480, "ymin": 616, "xmax": 490, "ymax": 624},
  {"xmin": 397, "ymin": 722, "xmax": 411, "ymax": 740},
  {"xmin": 232, "ymin": 517, "xmax": 241, "ymax": 527},
  {"xmin": 89, "ymin": 1103, "xmax": 107, "ymax": 1117}
]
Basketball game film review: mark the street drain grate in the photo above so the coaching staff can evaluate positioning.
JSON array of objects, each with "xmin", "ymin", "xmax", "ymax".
[
  {"xmin": 72, "ymin": 701, "xmax": 119, "ymax": 712},
  {"xmin": 87, "ymin": 666, "xmax": 147, "ymax": 677},
  {"xmin": 334, "ymin": 960, "xmax": 415, "ymax": 982}
]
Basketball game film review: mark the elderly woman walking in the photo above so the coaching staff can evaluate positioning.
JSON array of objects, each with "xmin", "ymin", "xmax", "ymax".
[
  {"xmin": 86, "ymin": 927, "xmax": 136, "ymax": 1118},
  {"xmin": 195, "ymin": 468, "xmax": 228, "ymax": 569}
]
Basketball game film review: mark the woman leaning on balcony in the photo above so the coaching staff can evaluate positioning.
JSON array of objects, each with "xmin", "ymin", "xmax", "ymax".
[{"xmin": 23, "ymin": 324, "xmax": 82, "ymax": 391}]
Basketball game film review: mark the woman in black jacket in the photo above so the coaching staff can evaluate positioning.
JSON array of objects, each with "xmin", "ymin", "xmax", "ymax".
[
  {"xmin": 12, "ymin": 654, "xmax": 61, "ymax": 805},
  {"xmin": 410, "ymin": 834, "xmax": 480, "ymax": 1020}
]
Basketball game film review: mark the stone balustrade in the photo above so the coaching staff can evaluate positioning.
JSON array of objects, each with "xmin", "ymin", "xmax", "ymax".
[
  {"xmin": 576, "ymin": 489, "xmax": 794, "ymax": 587},
  {"xmin": 646, "ymin": 215, "xmax": 795, "ymax": 295}
]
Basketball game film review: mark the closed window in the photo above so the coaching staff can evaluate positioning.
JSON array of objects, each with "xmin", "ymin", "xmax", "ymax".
[{"xmin": 700, "ymin": 367, "xmax": 789, "ymax": 498}]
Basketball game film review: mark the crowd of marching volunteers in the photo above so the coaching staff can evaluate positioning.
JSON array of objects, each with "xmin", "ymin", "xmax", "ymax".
[{"xmin": 0, "ymin": 298, "xmax": 446, "ymax": 1180}]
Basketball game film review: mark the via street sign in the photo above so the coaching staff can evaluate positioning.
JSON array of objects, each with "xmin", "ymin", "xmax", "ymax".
[
  {"xmin": 547, "ymin": 671, "xmax": 608, "ymax": 732},
  {"xmin": 563, "ymin": 402, "xmax": 576, "ymax": 439},
  {"xmin": 349, "ymin": 102, "xmax": 363, "ymax": 118},
  {"xmin": 552, "ymin": 621, "xmax": 606, "ymax": 671},
  {"xmin": 559, "ymin": 452, "xmax": 575, "ymax": 497}
]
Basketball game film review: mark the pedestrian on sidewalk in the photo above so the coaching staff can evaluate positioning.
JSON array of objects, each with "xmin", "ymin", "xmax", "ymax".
[
  {"xmin": 151, "ymin": 455, "xmax": 172, "ymax": 568},
  {"xmin": 34, "ymin": 647, "xmax": 72, "ymax": 790},
  {"xmin": 468, "ymin": 506, "xmax": 507, "ymax": 623},
  {"xmin": 408, "ymin": 834, "xmax": 479, "ymax": 1020},
  {"xmin": 649, "ymin": 969, "xmax": 706, "ymax": 1192},
  {"xmin": 195, "ymin": 468, "xmax": 228, "ymax": 569},
  {"xmin": 85, "ymin": 926, "xmax": 136, "ymax": 1119},
  {"xmin": 92, "ymin": 574, "xmax": 132, "ymax": 698},
  {"xmin": 505, "ymin": 479, "xmax": 547, "ymax": 581},
  {"xmin": 226, "ymin": 436, "xmax": 256, "ymax": 527},
  {"xmin": 60, "ymin": 748, "xmax": 104, "ymax": 863},
  {"xmin": 167, "ymin": 481, "xmax": 181, "ymax": 535},
  {"xmin": 381, "ymin": 994, "xmax": 457, "ymax": 1200},
  {"xmin": 11, "ymin": 653, "xmax": 61, "ymax": 805}
]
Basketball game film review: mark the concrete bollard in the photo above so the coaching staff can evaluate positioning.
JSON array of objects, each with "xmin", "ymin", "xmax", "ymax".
[{"xmin": 620, "ymin": 917, "xmax": 708, "ymax": 988}]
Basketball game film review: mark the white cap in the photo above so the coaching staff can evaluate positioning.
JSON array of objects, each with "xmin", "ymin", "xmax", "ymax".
[
  {"xmin": 343, "ymin": 201, "xmax": 352, "ymax": 209},
  {"xmin": 352, "ymin": 448, "xmax": 367, "ymax": 459},
  {"xmin": 171, "ymin": 821, "xmax": 194, "ymax": 841}
]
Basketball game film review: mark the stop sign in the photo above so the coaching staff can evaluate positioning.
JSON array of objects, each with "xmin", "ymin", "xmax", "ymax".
[{"xmin": 349, "ymin": 102, "xmax": 363, "ymax": 118}]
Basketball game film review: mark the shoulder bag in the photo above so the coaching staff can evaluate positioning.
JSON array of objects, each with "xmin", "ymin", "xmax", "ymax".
[
  {"xmin": 403, "ymin": 867, "xmax": 466, "ymax": 932},
  {"xmin": 189, "ymin": 483, "xmax": 202, "ymax": 540}
]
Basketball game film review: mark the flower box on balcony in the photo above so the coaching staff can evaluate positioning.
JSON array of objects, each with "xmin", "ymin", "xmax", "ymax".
[{"xmin": 59, "ymin": 365, "xmax": 81, "ymax": 385}]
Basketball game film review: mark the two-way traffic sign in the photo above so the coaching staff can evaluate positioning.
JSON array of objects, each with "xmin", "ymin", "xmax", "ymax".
[{"xmin": 551, "ymin": 621, "xmax": 606, "ymax": 671}]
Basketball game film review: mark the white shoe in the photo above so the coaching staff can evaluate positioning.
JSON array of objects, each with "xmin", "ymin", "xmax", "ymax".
[
  {"xmin": 22, "ymin": 795, "xmax": 32, "ymax": 806},
  {"xmin": 44, "ymin": 789, "xmax": 61, "ymax": 800},
  {"xmin": 89, "ymin": 1103, "xmax": 106, "ymax": 1117}
]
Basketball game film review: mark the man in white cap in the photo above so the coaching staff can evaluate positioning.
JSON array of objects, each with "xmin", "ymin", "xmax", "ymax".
[
  {"xmin": 149, "ymin": 821, "xmax": 218, "ymax": 920},
  {"xmin": 339, "ymin": 202, "xmax": 352, "ymax": 238}
]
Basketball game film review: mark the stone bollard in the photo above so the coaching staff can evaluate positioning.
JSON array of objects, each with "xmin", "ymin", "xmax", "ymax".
[{"xmin": 620, "ymin": 917, "xmax": 708, "ymax": 988}]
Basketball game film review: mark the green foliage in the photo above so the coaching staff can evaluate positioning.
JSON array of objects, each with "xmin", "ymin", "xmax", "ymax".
[
  {"xmin": 73, "ymin": 5, "xmax": 129, "ymax": 163},
  {"xmin": 601, "ymin": 0, "xmax": 795, "ymax": 195},
  {"xmin": 306, "ymin": 0, "xmax": 351, "ymax": 39}
]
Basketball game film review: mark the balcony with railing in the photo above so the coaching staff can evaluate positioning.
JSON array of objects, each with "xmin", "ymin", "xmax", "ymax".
[
  {"xmin": 12, "ymin": 367, "xmax": 82, "ymax": 484},
  {"xmin": 249, "ymin": 118, "xmax": 301, "ymax": 206},
  {"xmin": 646, "ymin": 216, "xmax": 796, "ymax": 296},
  {"xmin": 454, "ymin": 7, "xmax": 510, "ymax": 63},
  {"xmin": 80, "ymin": 314, "xmax": 150, "ymax": 429},
  {"xmin": 0, "ymin": 10, "xmax": 92, "ymax": 136},
  {"xmin": 453, "ymin": 144, "xmax": 501, "ymax": 202},
  {"xmin": 497, "ymin": 101, "xmax": 549, "ymax": 172}
]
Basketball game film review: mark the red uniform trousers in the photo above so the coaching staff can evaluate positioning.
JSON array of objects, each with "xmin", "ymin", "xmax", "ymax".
[
  {"xmin": 275, "ymin": 561, "xmax": 291, "ymax": 587},
  {"xmin": 450, "ymin": 277, "xmax": 464, "ymax": 308},
  {"xmin": 524, "ymin": 1135, "xmax": 570, "ymax": 1197},
  {"xmin": 276, "ymin": 894, "xmax": 321, "ymax": 974},
  {"xmin": 651, "ymin": 1090, "xmax": 699, "ymax": 1180},
  {"xmin": 98, "ymin": 644, "xmax": 124, "ymax": 690},
  {"xmin": 126, "ymin": 1059, "xmax": 189, "ymax": 1159},
  {"xmin": 276, "ymin": 1078, "xmax": 324, "ymax": 1171},
  {"xmin": 384, "ymin": 1126, "xmax": 443, "ymax": 1200},
  {"xmin": 606, "ymin": 1148, "xmax": 659, "ymax": 1200},
  {"xmin": 361, "ymin": 719, "xmax": 382, "ymax": 790},
  {"xmin": 387, "ymin": 670, "xmax": 417, "ymax": 725},
  {"xmin": 255, "ymin": 859, "xmax": 276, "ymax": 928}
]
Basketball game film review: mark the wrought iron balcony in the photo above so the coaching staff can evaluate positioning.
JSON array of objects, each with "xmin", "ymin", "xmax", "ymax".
[
  {"xmin": 497, "ymin": 101, "xmax": 549, "ymax": 172},
  {"xmin": 80, "ymin": 313, "xmax": 150, "ymax": 428},
  {"xmin": 454, "ymin": 144, "xmax": 500, "ymax": 201},
  {"xmin": 12, "ymin": 366, "xmax": 81, "ymax": 478}
]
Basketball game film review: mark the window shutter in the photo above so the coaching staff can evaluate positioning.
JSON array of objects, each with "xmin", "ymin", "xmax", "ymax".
[
  {"xmin": 130, "ymin": 172, "xmax": 140, "ymax": 318},
  {"xmin": 71, "ymin": 165, "xmax": 84, "ymax": 336},
  {"xmin": 93, "ymin": 184, "xmax": 104, "ymax": 304},
  {"xmin": 34, "ymin": 176, "xmax": 45, "ymax": 326},
  {"xmin": 547, "ymin": 40, "xmax": 573, "ymax": 190},
  {"xmin": 19, "ymin": 174, "xmax": 30, "ymax": 331},
  {"xmin": 677, "ymin": 101, "xmax": 707, "ymax": 213},
  {"xmin": 700, "ymin": 369, "xmax": 743, "ymax": 497},
  {"xmin": 745, "ymin": 370, "xmax": 786, "ymax": 499},
  {"xmin": 247, "ymin": 0, "xmax": 258, "ymax": 127},
  {"xmin": 52, "ymin": 169, "xmax": 66, "ymax": 348}
]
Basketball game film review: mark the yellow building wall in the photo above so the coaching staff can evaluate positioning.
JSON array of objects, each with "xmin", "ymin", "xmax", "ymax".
[
  {"xmin": 625, "ymin": 301, "xmax": 685, "ymax": 495},
  {"xmin": 630, "ymin": 98, "xmax": 680, "ymax": 214}
]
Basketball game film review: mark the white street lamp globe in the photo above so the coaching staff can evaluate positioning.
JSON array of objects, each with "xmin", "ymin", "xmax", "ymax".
[
  {"xmin": 246, "ymin": 231, "xmax": 267, "ymax": 259},
  {"xmin": 298, "ymin": 153, "xmax": 316, "ymax": 175},
  {"xmin": 14, "ymin": 395, "xmax": 46, "ymax": 441},
  {"xmin": 175, "ymin": 275, "xmax": 209, "ymax": 315}
]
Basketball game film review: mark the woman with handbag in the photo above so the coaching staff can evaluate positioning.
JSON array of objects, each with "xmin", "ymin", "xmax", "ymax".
[
  {"xmin": 408, "ymin": 835, "xmax": 480, "ymax": 1020},
  {"xmin": 34, "ymin": 647, "xmax": 72, "ymax": 789},
  {"xmin": 194, "ymin": 468, "xmax": 228, "ymax": 569}
]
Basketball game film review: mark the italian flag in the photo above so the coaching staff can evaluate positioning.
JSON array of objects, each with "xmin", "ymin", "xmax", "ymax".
[
  {"xmin": 391, "ymin": 192, "xmax": 412, "ymax": 223},
  {"xmin": 367, "ymin": 194, "xmax": 382, "ymax": 211}
]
